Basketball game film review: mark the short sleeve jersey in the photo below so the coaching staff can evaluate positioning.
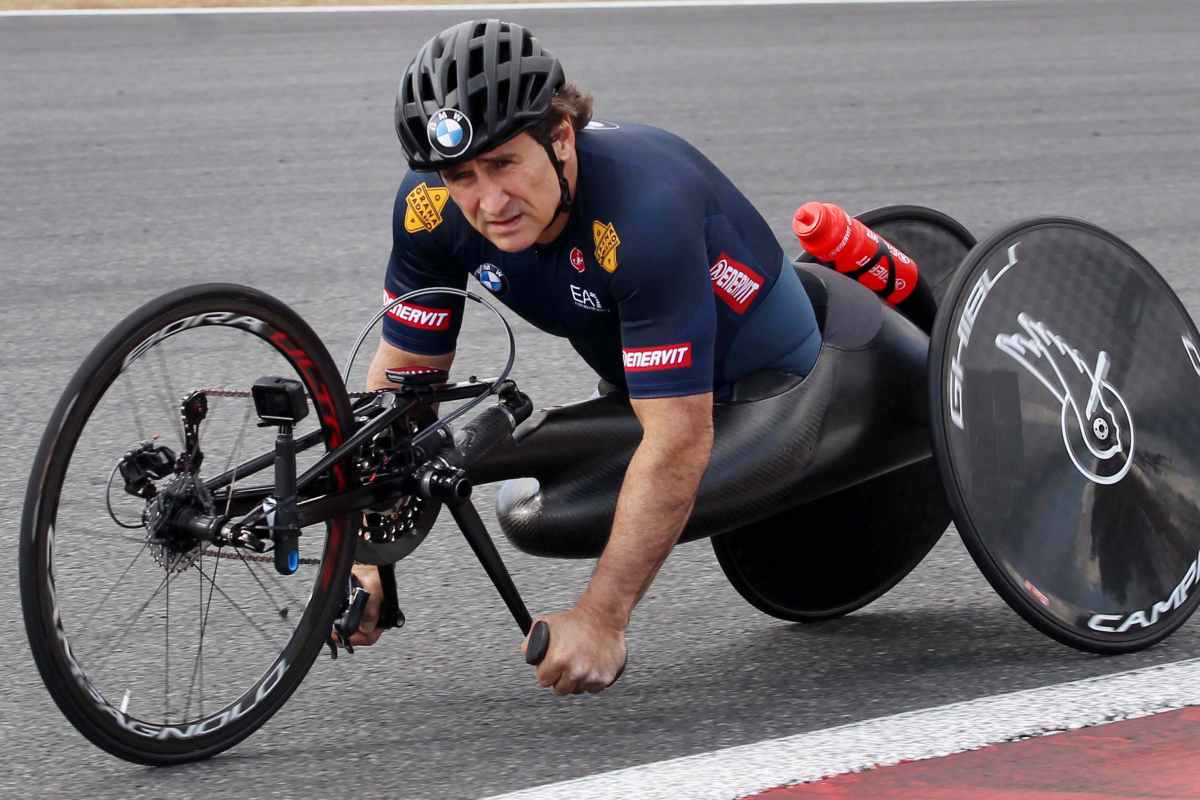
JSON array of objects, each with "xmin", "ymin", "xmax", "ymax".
[{"xmin": 383, "ymin": 122, "xmax": 813, "ymax": 399}]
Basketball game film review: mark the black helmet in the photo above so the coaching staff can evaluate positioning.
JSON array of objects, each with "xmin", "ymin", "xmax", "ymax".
[{"xmin": 395, "ymin": 20, "xmax": 565, "ymax": 171}]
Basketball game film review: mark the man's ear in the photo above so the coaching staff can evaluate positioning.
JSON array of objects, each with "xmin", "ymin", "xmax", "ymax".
[{"xmin": 553, "ymin": 119, "xmax": 575, "ymax": 162}]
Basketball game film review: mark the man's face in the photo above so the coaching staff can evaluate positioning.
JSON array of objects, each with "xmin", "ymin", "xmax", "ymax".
[{"xmin": 439, "ymin": 130, "xmax": 566, "ymax": 253}]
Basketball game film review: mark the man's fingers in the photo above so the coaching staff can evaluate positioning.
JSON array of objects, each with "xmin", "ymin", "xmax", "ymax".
[
  {"xmin": 348, "ymin": 628, "xmax": 383, "ymax": 647},
  {"xmin": 536, "ymin": 654, "xmax": 565, "ymax": 689}
]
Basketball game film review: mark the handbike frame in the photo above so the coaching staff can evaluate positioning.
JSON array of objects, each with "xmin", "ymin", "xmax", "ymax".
[{"xmin": 176, "ymin": 375, "xmax": 542, "ymax": 638}]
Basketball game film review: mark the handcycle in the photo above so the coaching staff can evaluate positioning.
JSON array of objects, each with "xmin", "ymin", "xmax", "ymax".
[{"xmin": 21, "ymin": 206, "xmax": 1200, "ymax": 765}]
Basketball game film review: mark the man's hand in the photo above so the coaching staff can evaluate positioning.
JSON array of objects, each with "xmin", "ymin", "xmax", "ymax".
[
  {"xmin": 332, "ymin": 563, "xmax": 386, "ymax": 647},
  {"xmin": 523, "ymin": 606, "xmax": 627, "ymax": 695}
]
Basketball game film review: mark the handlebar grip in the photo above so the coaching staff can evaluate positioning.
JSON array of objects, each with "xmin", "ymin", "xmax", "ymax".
[
  {"xmin": 525, "ymin": 620, "xmax": 550, "ymax": 665},
  {"xmin": 445, "ymin": 397, "xmax": 528, "ymax": 470}
]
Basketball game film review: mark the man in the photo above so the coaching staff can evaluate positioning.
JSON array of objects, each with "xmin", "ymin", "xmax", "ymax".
[{"xmin": 345, "ymin": 19, "xmax": 822, "ymax": 695}]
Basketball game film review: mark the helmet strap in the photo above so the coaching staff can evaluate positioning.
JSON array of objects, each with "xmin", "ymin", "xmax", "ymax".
[{"xmin": 539, "ymin": 136, "xmax": 573, "ymax": 218}]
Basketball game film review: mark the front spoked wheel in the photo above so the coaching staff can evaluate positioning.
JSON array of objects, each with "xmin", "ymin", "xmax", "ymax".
[{"xmin": 20, "ymin": 284, "xmax": 357, "ymax": 764}]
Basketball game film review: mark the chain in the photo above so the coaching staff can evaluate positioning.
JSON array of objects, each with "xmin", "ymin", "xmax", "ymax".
[
  {"xmin": 199, "ymin": 388, "xmax": 386, "ymax": 399},
  {"xmin": 200, "ymin": 547, "xmax": 321, "ymax": 566}
]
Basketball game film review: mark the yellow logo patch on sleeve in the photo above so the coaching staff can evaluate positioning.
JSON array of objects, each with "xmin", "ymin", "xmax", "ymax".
[
  {"xmin": 404, "ymin": 182, "xmax": 451, "ymax": 234},
  {"xmin": 592, "ymin": 220, "xmax": 621, "ymax": 273}
]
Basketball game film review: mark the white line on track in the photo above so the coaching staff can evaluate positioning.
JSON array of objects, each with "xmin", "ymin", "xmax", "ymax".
[
  {"xmin": 479, "ymin": 657, "xmax": 1200, "ymax": 800},
  {"xmin": 1, "ymin": 0, "xmax": 1013, "ymax": 18}
]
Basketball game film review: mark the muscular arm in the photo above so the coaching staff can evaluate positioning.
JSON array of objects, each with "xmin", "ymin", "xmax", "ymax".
[
  {"xmin": 577, "ymin": 392, "xmax": 714, "ymax": 628},
  {"xmin": 347, "ymin": 337, "xmax": 455, "ymax": 647}
]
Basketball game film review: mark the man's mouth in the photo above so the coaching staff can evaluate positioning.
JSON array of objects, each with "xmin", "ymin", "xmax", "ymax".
[{"xmin": 487, "ymin": 213, "xmax": 522, "ymax": 231}]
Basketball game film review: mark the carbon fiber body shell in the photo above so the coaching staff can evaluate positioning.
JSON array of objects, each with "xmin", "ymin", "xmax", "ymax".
[{"xmin": 469, "ymin": 264, "xmax": 932, "ymax": 559}]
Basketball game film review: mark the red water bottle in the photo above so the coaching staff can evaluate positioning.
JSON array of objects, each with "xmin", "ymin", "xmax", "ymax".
[{"xmin": 792, "ymin": 201, "xmax": 919, "ymax": 307}]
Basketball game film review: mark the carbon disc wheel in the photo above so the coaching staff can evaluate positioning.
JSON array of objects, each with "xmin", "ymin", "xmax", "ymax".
[
  {"xmin": 20, "ymin": 284, "xmax": 357, "ymax": 764},
  {"xmin": 930, "ymin": 218, "xmax": 1200, "ymax": 654}
]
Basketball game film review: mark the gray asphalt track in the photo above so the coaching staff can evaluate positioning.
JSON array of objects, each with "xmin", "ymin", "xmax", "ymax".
[{"xmin": 4, "ymin": 1, "xmax": 1200, "ymax": 797}]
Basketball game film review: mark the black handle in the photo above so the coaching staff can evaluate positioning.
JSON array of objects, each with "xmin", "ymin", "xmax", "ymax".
[
  {"xmin": 445, "ymin": 390, "xmax": 532, "ymax": 470},
  {"xmin": 525, "ymin": 620, "xmax": 550, "ymax": 665}
]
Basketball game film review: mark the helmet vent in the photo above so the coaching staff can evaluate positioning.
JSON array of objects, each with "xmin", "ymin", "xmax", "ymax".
[
  {"xmin": 469, "ymin": 46, "xmax": 484, "ymax": 78},
  {"xmin": 473, "ymin": 21, "xmax": 487, "ymax": 38},
  {"xmin": 405, "ymin": 117, "xmax": 425, "ymax": 149},
  {"xmin": 521, "ymin": 74, "xmax": 546, "ymax": 105},
  {"xmin": 420, "ymin": 72, "xmax": 436, "ymax": 102},
  {"xmin": 521, "ymin": 32, "xmax": 534, "ymax": 57},
  {"xmin": 496, "ymin": 77, "xmax": 511, "ymax": 116},
  {"xmin": 498, "ymin": 39, "xmax": 511, "ymax": 64}
]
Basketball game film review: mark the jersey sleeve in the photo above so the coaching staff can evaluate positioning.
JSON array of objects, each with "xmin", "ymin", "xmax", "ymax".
[
  {"xmin": 382, "ymin": 173, "xmax": 469, "ymax": 356},
  {"xmin": 610, "ymin": 195, "xmax": 717, "ymax": 399}
]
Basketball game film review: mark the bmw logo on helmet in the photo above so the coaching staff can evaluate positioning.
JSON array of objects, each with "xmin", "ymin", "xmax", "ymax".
[
  {"xmin": 427, "ymin": 108, "xmax": 473, "ymax": 159},
  {"xmin": 474, "ymin": 263, "xmax": 507, "ymax": 296}
]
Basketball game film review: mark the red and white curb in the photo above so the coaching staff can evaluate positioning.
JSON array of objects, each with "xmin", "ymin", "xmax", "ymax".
[{"xmin": 479, "ymin": 658, "xmax": 1200, "ymax": 800}]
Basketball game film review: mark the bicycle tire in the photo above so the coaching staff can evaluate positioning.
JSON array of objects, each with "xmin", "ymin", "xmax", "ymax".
[{"xmin": 20, "ymin": 283, "xmax": 357, "ymax": 764}]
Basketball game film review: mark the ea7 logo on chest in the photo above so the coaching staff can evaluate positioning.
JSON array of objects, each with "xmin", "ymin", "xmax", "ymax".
[
  {"xmin": 709, "ymin": 253, "xmax": 763, "ymax": 314},
  {"xmin": 570, "ymin": 284, "xmax": 605, "ymax": 312},
  {"xmin": 384, "ymin": 291, "xmax": 452, "ymax": 331},
  {"xmin": 622, "ymin": 342, "xmax": 693, "ymax": 372}
]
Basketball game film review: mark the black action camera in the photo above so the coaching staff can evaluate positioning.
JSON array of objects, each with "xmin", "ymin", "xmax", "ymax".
[{"xmin": 252, "ymin": 376, "xmax": 309, "ymax": 425}]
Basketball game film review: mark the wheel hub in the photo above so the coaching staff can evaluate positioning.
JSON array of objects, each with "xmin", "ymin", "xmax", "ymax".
[{"xmin": 144, "ymin": 475, "xmax": 208, "ymax": 573}]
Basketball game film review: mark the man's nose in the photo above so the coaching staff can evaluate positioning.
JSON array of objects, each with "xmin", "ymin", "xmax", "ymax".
[{"xmin": 478, "ymin": 176, "xmax": 510, "ymax": 216}]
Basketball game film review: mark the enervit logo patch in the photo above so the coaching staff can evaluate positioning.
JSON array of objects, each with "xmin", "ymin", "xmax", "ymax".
[
  {"xmin": 622, "ymin": 342, "xmax": 693, "ymax": 372},
  {"xmin": 404, "ymin": 182, "xmax": 451, "ymax": 234},
  {"xmin": 385, "ymin": 291, "xmax": 451, "ymax": 331},
  {"xmin": 709, "ymin": 253, "xmax": 763, "ymax": 314}
]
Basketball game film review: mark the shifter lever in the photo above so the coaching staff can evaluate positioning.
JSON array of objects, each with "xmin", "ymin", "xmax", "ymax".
[{"xmin": 327, "ymin": 576, "xmax": 369, "ymax": 659}]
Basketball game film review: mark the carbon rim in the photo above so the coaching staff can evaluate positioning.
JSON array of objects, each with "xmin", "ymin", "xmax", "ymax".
[{"xmin": 21, "ymin": 285, "xmax": 355, "ymax": 762}]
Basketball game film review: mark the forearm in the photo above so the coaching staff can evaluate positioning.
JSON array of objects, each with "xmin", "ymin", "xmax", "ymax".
[
  {"xmin": 365, "ymin": 339, "xmax": 454, "ymax": 391},
  {"xmin": 578, "ymin": 436, "xmax": 711, "ymax": 628}
]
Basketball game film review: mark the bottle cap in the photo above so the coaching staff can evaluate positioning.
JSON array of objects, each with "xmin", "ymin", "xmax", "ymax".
[{"xmin": 793, "ymin": 201, "xmax": 846, "ymax": 261}]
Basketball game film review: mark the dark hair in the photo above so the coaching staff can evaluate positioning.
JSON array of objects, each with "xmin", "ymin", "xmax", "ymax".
[{"xmin": 529, "ymin": 82, "xmax": 594, "ymax": 144}]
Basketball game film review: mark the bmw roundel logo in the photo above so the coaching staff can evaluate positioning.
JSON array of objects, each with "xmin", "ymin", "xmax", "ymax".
[
  {"xmin": 427, "ymin": 108, "xmax": 473, "ymax": 159},
  {"xmin": 473, "ymin": 263, "xmax": 507, "ymax": 296}
]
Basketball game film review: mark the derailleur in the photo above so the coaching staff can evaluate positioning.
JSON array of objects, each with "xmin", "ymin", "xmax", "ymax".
[
  {"xmin": 326, "ymin": 562, "xmax": 406, "ymax": 660},
  {"xmin": 118, "ymin": 441, "xmax": 177, "ymax": 499}
]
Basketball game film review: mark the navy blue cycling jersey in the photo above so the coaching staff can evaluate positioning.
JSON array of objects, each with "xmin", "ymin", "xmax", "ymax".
[{"xmin": 382, "ymin": 122, "xmax": 820, "ymax": 399}]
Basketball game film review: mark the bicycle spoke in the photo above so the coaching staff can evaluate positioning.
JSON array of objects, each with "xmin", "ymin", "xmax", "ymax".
[
  {"xmin": 76, "ymin": 538, "xmax": 152, "ymax": 646},
  {"xmin": 88, "ymin": 569, "xmax": 177, "ymax": 671},
  {"xmin": 258, "ymin": 555, "xmax": 311, "ymax": 617},
  {"xmin": 223, "ymin": 404, "xmax": 254, "ymax": 519},
  {"xmin": 125, "ymin": 371, "xmax": 148, "ymax": 443},
  {"xmin": 164, "ymin": 561, "xmax": 171, "ymax": 723},
  {"xmin": 151, "ymin": 347, "xmax": 185, "ymax": 449},
  {"xmin": 235, "ymin": 550, "xmax": 292, "ymax": 619},
  {"xmin": 194, "ymin": 563, "xmax": 285, "ymax": 651},
  {"xmin": 182, "ymin": 551, "xmax": 220, "ymax": 721}
]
